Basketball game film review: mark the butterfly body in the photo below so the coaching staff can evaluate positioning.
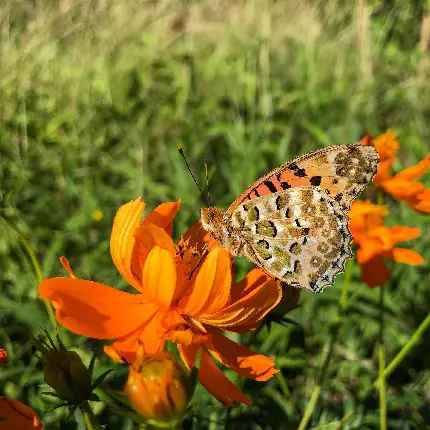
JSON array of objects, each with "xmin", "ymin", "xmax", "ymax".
[{"xmin": 201, "ymin": 141, "xmax": 379, "ymax": 293}]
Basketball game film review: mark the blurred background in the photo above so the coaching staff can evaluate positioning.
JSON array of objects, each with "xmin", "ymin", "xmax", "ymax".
[{"xmin": 0, "ymin": 0, "xmax": 429, "ymax": 428}]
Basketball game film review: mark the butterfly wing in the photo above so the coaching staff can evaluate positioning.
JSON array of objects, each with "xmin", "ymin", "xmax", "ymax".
[
  {"xmin": 228, "ymin": 140, "xmax": 379, "ymax": 213},
  {"xmin": 230, "ymin": 187, "xmax": 352, "ymax": 292}
]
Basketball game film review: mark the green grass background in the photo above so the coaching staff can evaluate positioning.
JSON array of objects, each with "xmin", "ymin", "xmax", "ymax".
[{"xmin": 1, "ymin": 0, "xmax": 430, "ymax": 428}]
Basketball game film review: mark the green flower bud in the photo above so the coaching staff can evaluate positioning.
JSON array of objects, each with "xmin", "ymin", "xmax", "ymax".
[{"xmin": 44, "ymin": 350, "xmax": 93, "ymax": 404}]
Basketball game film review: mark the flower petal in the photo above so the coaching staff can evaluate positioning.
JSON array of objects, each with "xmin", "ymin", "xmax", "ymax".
[
  {"xmin": 391, "ymin": 248, "xmax": 424, "ymax": 265},
  {"xmin": 137, "ymin": 310, "xmax": 167, "ymax": 355},
  {"xmin": 39, "ymin": 278, "xmax": 156, "ymax": 338},
  {"xmin": 381, "ymin": 179, "xmax": 425, "ymax": 198},
  {"xmin": 199, "ymin": 279, "xmax": 281, "ymax": 328},
  {"xmin": 230, "ymin": 268, "xmax": 270, "ymax": 303},
  {"xmin": 0, "ymin": 348, "xmax": 7, "ymax": 365},
  {"xmin": 389, "ymin": 226, "xmax": 420, "ymax": 244},
  {"xmin": 104, "ymin": 325, "xmax": 146, "ymax": 364},
  {"xmin": 360, "ymin": 255, "xmax": 389, "ymax": 288},
  {"xmin": 142, "ymin": 201, "xmax": 180, "ymax": 236},
  {"xmin": 413, "ymin": 195, "xmax": 430, "ymax": 214},
  {"xmin": 104, "ymin": 310, "xmax": 166, "ymax": 364},
  {"xmin": 134, "ymin": 223, "xmax": 176, "ymax": 256},
  {"xmin": 178, "ymin": 345, "xmax": 252, "ymax": 406},
  {"xmin": 181, "ymin": 247, "xmax": 232, "ymax": 316},
  {"xmin": 207, "ymin": 328, "xmax": 278, "ymax": 381},
  {"xmin": 356, "ymin": 236, "xmax": 384, "ymax": 264},
  {"xmin": 374, "ymin": 158, "xmax": 395, "ymax": 184},
  {"xmin": 395, "ymin": 155, "xmax": 430, "ymax": 181},
  {"xmin": 141, "ymin": 238, "xmax": 177, "ymax": 307},
  {"xmin": 0, "ymin": 397, "xmax": 43, "ymax": 429},
  {"xmin": 110, "ymin": 197, "xmax": 145, "ymax": 292}
]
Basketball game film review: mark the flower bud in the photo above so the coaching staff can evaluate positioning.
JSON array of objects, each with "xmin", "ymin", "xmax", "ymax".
[
  {"xmin": 32, "ymin": 333, "xmax": 104, "ymax": 406},
  {"xmin": 125, "ymin": 351, "xmax": 190, "ymax": 426},
  {"xmin": 43, "ymin": 350, "xmax": 93, "ymax": 404}
]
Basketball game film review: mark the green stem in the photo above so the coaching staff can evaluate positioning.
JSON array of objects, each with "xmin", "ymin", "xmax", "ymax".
[
  {"xmin": 378, "ymin": 342, "xmax": 387, "ymax": 430},
  {"xmin": 276, "ymin": 372, "xmax": 299, "ymax": 418},
  {"xmin": 0, "ymin": 216, "xmax": 57, "ymax": 330},
  {"xmin": 297, "ymin": 260, "xmax": 353, "ymax": 430},
  {"xmin": 81, "ymin": 401, "xmax": 102, "ymax": 430},
  {"xmin": 297, "ymin": 386, "xmax": 321, "ymax": 430},
  {"xmin": 378, "ymin": 287, "xmax": 387, "ymax": 430},
  {"xmin": 373, "ymin": 311, "xmax": 430, "ymax": 388}
]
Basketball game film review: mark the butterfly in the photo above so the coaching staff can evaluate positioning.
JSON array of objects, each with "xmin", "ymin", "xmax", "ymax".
[{"xmin": 201, "ymin": 138, "xmax": 379, "ymax": 293}]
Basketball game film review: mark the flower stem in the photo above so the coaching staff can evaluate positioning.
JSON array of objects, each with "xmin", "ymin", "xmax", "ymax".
[
  {"xmin": 297, "ymin": 259, "xmax": 353, "ymax": 430},
  {"xmin": 0, "ymin": 215, "xmax": 57, "ymax": 330},
  {"xmin": 276, "ymin": 372, "xmax": 299, "ymax": 418},
  {"xmin": 378, "ymin": 287, "xmax": 387, "ymax": 430},
  {"xmin": 297, "ymin": 386, "xmax": 321, "ymax": 430},
  {"xmin": 373, "ymin": 310, "xmax": 430, "ymax": 388},
  {"xmin": 81, "ymin": 401, "xmax": 102, "ymax": 430}
]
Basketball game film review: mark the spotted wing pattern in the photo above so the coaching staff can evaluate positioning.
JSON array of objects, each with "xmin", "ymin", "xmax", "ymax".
[
  {"xmin": 228, "ymin": 141, "xmax": 379, "ymax": 213},
  {"xmin": 229, "ymin": 187, "xmax": 352, "ymax": 292}
]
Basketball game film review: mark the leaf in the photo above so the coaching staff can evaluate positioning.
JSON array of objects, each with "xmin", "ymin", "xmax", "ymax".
[{"xmin": 91, "ymin": 368, "xmax": 114, "ymax": 389}]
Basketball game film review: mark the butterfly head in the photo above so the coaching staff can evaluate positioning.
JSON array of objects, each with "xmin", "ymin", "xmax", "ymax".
[
  {"xmin": 201, "ymin": 207, "xmax": 224, "ymax": 232},
  {"xmin": 201, "ymin": 206, "xmax": 236, "ymax": 250}
]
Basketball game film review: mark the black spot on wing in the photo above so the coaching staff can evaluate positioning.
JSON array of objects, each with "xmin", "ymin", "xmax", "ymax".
[
  {"xmin": 281, "ymin": 182, "xmax": 291, "ymax": 190},
  {"xmin": 294, "ymin": 168, "xmax": 307, "ymax": 177},
  {"xmin": 309, "ymin": 280, "xmax": 317, "ymax": 292},
  {"xmin": 289, "ymin": 242, "xmax": 299, "ymax": 252},
  {"xmin": 310, "ymin": 176, "xmax": 322, "ymax": 186},
  {"xmin": 264, "ymin": 180, "xmax": 277, "ymax": 193}
]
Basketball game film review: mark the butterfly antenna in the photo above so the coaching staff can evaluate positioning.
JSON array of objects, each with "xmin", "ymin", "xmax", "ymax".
[
  {"xmin": 204, "ymin": 159, "xmax": 212, "ymax": 205},
  {"xmin": 178, "ymin": 148, "xmax": 210, "ymax": 206}
]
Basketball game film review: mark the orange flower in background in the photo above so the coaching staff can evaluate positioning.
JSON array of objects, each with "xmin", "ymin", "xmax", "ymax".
[
  {"xmin": 371, "ymin": 129, "xmax": 399, "ymax": 183},
  {"xmin": 365, "ymin": 130, "xmax": 430, "ymax": 214},
  {"xmin": 0, "ymin": 397, "xmax": 43, "ymax": 429},
  {"xmin": 379, "ymin": 155, "xmax": 430, "ymax": 214},
  {"xmin": 349, "ymin": 201, "xmax": 424, "ymax": 288},
  {"xmin": 39, "ymin": 198, "xmax": 282, "ymax": 405},
  {"xmin": 0, "ymin": 349, "xmax": 7, "ymax": 365}
]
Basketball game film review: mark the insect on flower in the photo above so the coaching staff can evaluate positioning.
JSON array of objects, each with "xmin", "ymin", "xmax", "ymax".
[{"xmin": 180, "ymin": 140, "xmax": 379, "ymax": 293}]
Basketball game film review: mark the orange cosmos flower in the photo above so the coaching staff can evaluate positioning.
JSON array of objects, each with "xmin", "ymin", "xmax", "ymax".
[
  {"xmin": 39, "ymin": 198, "xmax": 282, "ymax": 405},
  {"xmin": 349, "ymin": 200, "xmax": 424, "ymax": 287},
  {"xmin": 0, "ymin": 397, "xmax": 43, "ymax": 429},
  {"xmin": 371, "ymin": 129, "xmax": 399, "ymax": 184},
  {"xmin": 365, "ymin": 130, "xmax": 430, "ymax": 214},
  {"xmin": 379, "ymin": 155, "xmax": 430, "ymax": 214}
]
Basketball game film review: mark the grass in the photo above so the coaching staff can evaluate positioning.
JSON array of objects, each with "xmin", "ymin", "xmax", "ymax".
[{"xmin": 1, "ymin": 0, "xmax": 430, "ymax": 428}]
